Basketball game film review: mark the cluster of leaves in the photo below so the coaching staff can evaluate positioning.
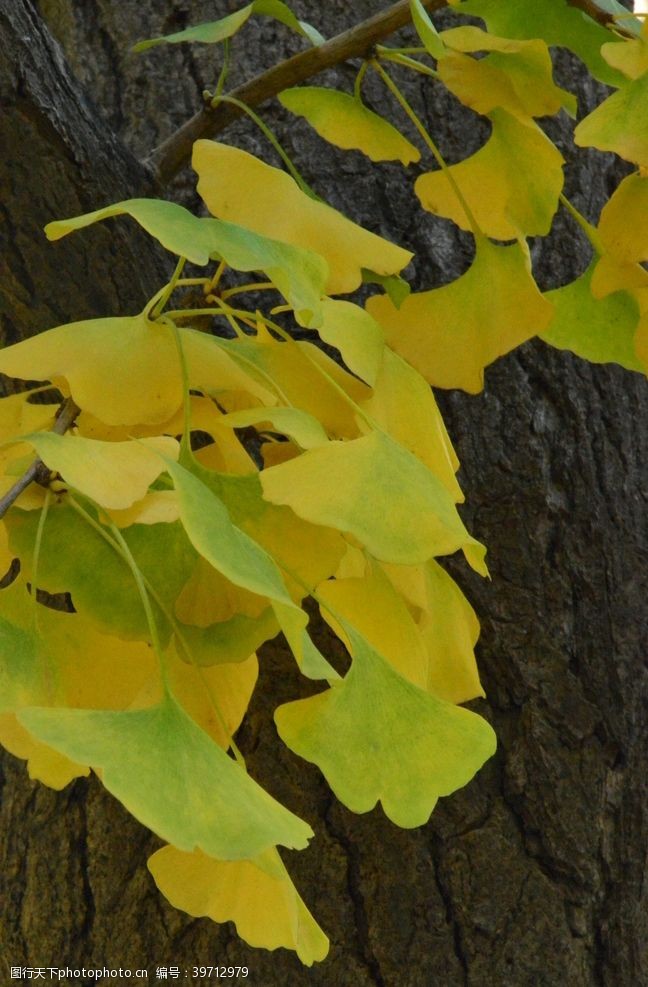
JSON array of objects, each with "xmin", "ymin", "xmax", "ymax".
[{"xmin": 0, "ymin": 0, "xmax": 646, "ymax": 965}]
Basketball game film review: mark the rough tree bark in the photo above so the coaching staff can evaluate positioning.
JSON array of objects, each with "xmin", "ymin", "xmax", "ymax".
[{"xmin": 1, "ymin": 1, "xmax": 647, "ymax": 985}]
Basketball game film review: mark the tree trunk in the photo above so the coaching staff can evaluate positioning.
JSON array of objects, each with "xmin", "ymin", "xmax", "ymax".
[{"xmin": 1, "ymin": 2, "xmax": 646, "ymax": 985}]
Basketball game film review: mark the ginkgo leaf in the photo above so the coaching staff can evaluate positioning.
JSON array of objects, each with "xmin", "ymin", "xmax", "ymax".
[
  {"xmin": 410, "ymin": 0, "xmax": 446, "ymax": 59},
  {"xmin": 14, "ymin": 433, "xmax": 179, "ymax": 510},
  {"xmin": 176, "ymin": 557, "xmax": 268, "ymax": 628},
  {"xmin": 260, "ymin": 430, "xmax": 487, "ymax": 573},
  {"xmin": 382, "ymin": 560, "xmax": 484, "ymax": 704},
  {"xmin": 219, "ymin": 407, "xmax": 328, "ymax": 450},
  {"xmin": 0, "ymin": 714, "xmax": 89, "ymax": 790},
  {"xmin": 167, "ymin": 650, "xmax": 259, "ymax": 750},
  {"xmin": 134, "ymin": 0, "xmax": 323, "ymax": 52},
  {"xmin": 179, "ymin": 609, "xmax": 279, "ymax": 666},
  {"xmin": 359, "ymin": 349, "xmax": 463, "ymax": 501},
  {"xmin": 315, "ymin": 299, "xmax": 384, "ymax": 386},
  {"xmin": 602, "ymin": 24, "xmax": 648, "ymax": 80},
  {"xmin": 574, "ymin": 72, "xmax": 648, "ymax": 167},
  {"xmin": 317, "ymin": 565, "xmax": 430, "ymax": 690},
  {"xmin": 7, "ymin": 503, "xmax": 197, "ymax": 643},
  {"xmin": 148, "ymin": 846, "xmax": 329, "ymax": 965},
  {"xmin": 165, "ymin": 458, "xmax": 338, "ymax": 679},
  {"xmin": 278, "ymin": 87, "xmax": 420, "ymax": 165},
  {"xmin": 193, "ymin": 141, "xmax": 413, "ymax": 294},
  {"xmin": 438, "ymin": 29, "xmax": 576, "ymax": 119},
  {"xmin": 220, "ymin": 329, "xmax": 368, "ymax": 440},
  {"xmin": 20, "ymin": 695, "xmax": 313, "ymax": 858},
  {"xmin": 367, "ymin": 238, "xmax": 553, "ymax": 393},
  {"xmin": 275, "ymin": 622, "xmax": 496, "ymax": 827},
  {"xmin": 108, "ymin": 490, "xmax": 181, "ymax": 528},
  {"xmin": 46, "ymin": 200, "xmax": 327, "ymax": 328},
  {"xmin": 415, "ymin": 110, "xmax": 565, "ymax": 239},
  {"xmin": 448, "ymin": 0, "xmax": 626, "ymax": 87},
  {"xmin": 0, "ymin": 391, "xmax": 54, "ymax": 441},
  {"xmin": 134, "ymin": 6, "xmax": 253, "ymax": 51},
  {"xmin": 0, "ymin": 316, "xmax": 274, "ymax": 427},
  {"xmin": 200, "ymin": 469, "xmax": 345, "ymax": 598},
  {"xmin": 597, "ymin": 173, "xmax": 648, "ymax": 266},
  {"xmin": 542, "ymin": 260, "xmax": 644, "ymax": 372}
]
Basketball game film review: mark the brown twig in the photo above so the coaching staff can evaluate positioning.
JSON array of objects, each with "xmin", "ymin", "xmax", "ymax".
[
  {"xmin": 0, "ymin": 396, "xmax": 80, "ymax": 521},
  {"xmin": 146, "ymin": 0, "xmax": 630, "ymax": 186},
  {"xmin": 146, "ymin": 0, "xmax": 447, "ymax": 185}
]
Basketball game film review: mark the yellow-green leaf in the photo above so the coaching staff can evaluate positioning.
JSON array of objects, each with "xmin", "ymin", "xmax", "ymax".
[
  {"xmin": 316, "ymin": 298, "xmax": 384, "ymax": 385},
  {"xmin": 193, "ymin": 141, "xmax": 412, "ymax": 294},
  {"xmin": 45, "ymin": 200, "xmax": 327, "ymax": 327},
  {"xmin": 279, "ymin": 87, "xmax": 420, "ymax": 165},
  {"xmin": 360, "ymin": 349, "xmax": 462, "ymax": 501},
  {"xmin": 367, "ymin": 238, "xmax": 553, "ymax": 393},
  {"xmin": 219, "ymin": 407, "xmax": 328, "ymax": 450},
  {"xmin": 410, "ymin": 0, "xmax": 446, "ymax": 59},
  {"xmin": 574, "ymin": 73, "xmax": 648, "ymax": 167},
  {"xmin": 20, "ymin": 695, "xmax": 313, "ymax": 858},
  {"xmin": 597, "ymin": 173, "xmax": 648, "ymax": 266},
  {"xmin": 542, "ymin": 260, "xmax": 644, "ymax": 372},
  {"xmin": 275, "ymin": 622, "xmax": 496, "ymax": 827},
  {"xmin": 134, "ymin": 7, "xmax": 253, "ymax": 51},
  {"xmin": 438, "ymin": 28, "xmax": 576, "ymax": 119},
  {"xmin": 260, "ymin": 430, "xmax": 487, "ymax": 572},
  {"xmin": 416, "ymin": 109, "xmax": 564, "ymax": 238},
  {"xmin": 149, "ymin": 846, "xmax": 329, "ymax": 965}
]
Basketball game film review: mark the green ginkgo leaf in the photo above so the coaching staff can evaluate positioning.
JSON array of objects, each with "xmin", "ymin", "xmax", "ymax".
[
  {"xmin": 20, "ymin": 695, "xmax": 313, "ymax": 858},
  {"xmin": 279, "ymin": 87, "xmax": 420, "ymax": 165},
  {"xmin": 45, "ymin": 199, "xmax": 327, "ymax": 327},
  {"xmin": 542, "ymin": 260, "xmax": 643, "ymax": 372},
  {"xmin": 165, "ymin": 458, "xmax": 338, "ymax": 679},
  {"xmin": 260, "ymin": 430, "xmax": 487, "ymax": 574},
  {"xmin": 7, "ymin": 503, "xmax": 197, "ymax": 643},
  {"xmin": 316, "ymin": 298, "xmax": 384, "ymax": 385},
  {"xmin": 448, "ymin": 0, "xmax": 627, "ymax": 87},
  {"xmin": 134, "ymin": 1, "xmax": 323, "ymax": 53},
  {"xmin": 275, "ymin": 622, "xmax": 496, "ymax": 827},
  {"xmin": 574, "ymin": 73, "xmax": 648, "ymax": 167},
  {"xmin": 410, "ymin": 0, "xmax": 446, "ymax": 59}
]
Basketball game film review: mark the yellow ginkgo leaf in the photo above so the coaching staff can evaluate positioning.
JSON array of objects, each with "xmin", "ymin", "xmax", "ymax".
[
  {"xmin": 415, "ymin": 109, "xmax": 564, "ymax": 239},
  {"xmin": 439, "ymin": 27, "xmax": 576, "ymax": 120},
  {"xmin": 316, "ymin": 298, "xmax": 384, "ymax": 386},
  {"xmin": 193, "ymin": 140, "xmax": 413, "ymax": 294},
  {"xmin": 221, "ymin": 327, "xmax": 368, "ymax": 440},
  {"xmin": 279, "ymin": 87, "xmax": 421, "ymax": 164},
  {"xmin": 317, "ymin": 565, "xmax": 430, "ymax": 690},
  {"xmin": 260, "ymin": 430, "xmax": 487, "ymax": 572},
  {"xmin": 0, "ymin": 391, "xmax": 54, "ymax": 441},
  {"xmin": 602, "ymin": 24, "xmax": 648, "ymax": 81},
  {"xmin": 360, "ymin": 349, "xmax": 462, "ymax": 500},
  {"xmin": 0, "ymin": 714, "xmax": 89, "ymax": 789},
  {"xmin": 148, "ymin": 846, "xmax": 328, "ymax": 965},
  {"xmin": 382, "ymin": 560, "xmax": 483, "ymax": 704},
  {"xmin": 574, "ymin": 72, "xmax": 648, "ymax": 167},
  {"xmin": 107, "ymin": 490, "xmax": 181, "ymax": 527},
  {"xmin": 597, "ymin": 173, "xmax": 648, "ymax": 266},
  {"xmin": 18, "ymin": 433, "xmax": 179, "ymax": 510},
  {"xmin": 175, "ymin": 557, "xmax": 268, "ymax": 627},
  {"xmin": 0, "ymin": 316, "xmax": 275, "ymax": 427},
  {"xmin": 168, "ymin": 650, "xmax": 258, "ymax": 750},
  {"xmin": 367, "ymin": 238, "xmax": 553, "ymax": 393}
]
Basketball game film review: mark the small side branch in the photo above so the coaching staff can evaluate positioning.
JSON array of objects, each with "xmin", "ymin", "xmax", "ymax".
[{"xmin": 0, "ymin": 396, "xmax": 80, "ymax": 521}]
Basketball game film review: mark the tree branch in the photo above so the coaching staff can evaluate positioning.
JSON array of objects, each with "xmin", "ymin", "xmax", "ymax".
[
  {"xmin": 146, "ymin": 0, "xmax": 626, "ymax": 186},
  {"xmin": 0, "ymin": 397, "xmax": 80, "ymax": 521}
]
